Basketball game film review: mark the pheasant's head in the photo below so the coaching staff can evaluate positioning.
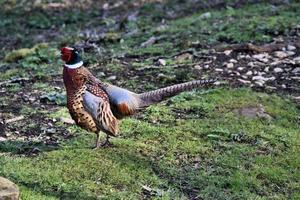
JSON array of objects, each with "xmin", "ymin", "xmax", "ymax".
[{"xmin": 61, "ymin": 46, "xmax": 83, "ymax": 68}]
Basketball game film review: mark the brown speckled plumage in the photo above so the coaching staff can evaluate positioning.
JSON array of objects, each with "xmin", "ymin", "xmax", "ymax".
[
  {"xmin": 63, "ymin": 67, "xmax": 118, "ymax": 140},
  {"xmin": 61, "ymin": 47, "xmax": 216, "ymax": 148}
]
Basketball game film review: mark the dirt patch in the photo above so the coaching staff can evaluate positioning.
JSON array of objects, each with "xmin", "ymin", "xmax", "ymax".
[{"xmin": 234, "ymin": 104, "xmax": 272, "ymax": 120}]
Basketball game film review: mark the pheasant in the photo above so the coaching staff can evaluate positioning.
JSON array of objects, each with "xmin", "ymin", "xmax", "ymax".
[{"xmin": 61, "ymin": 46, "xmax": 216, "ymax": 148}]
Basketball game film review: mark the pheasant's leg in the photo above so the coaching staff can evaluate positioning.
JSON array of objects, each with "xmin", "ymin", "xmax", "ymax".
[
  {"xmin": 100, "ymin": 135, "xmax": 111, "ymax": 147},
  {"xmin": 93, "ymin": 132, "xmax": 101, "ymax": 149},
  {"xmin": 93, "ymin": 134, "xmax": 111, "ymax": 149}
]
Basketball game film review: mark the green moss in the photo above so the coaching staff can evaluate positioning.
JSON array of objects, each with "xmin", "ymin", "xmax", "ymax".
[
  {"xmin": 3, "ymin": 43, "xmax": 49, "ymax": 62},
  {"xmin": 49, "ymin": 108, "xmax": 70, "ymax": 119},
  {"xmin": 4, "ymin": 48, "xmax": 35, "ymax": 62},
  {"xmin": 0, "ymin": 68, "xmax": 22, "ymax": 80}
]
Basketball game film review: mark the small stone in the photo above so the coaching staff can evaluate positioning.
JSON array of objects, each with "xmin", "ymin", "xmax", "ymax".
[
  {"xmin": 274, "ymin": 51, "xmax": 291, "ymax": 59},
  {"xmin": 204, "ymin": 60, "xmax": 212, "ymax": 64},
  {"xmin": 246, "ymin": 71, "xmax": 253, "ymax": 76},
  {"xmin": 267, "ymin": 77, "xmax": 276, "ymax": 81},
  {"xmin": 292, "ymin": 96, "xmax": 300, "ymax": 101},
  {"xmin": 238, "ymin": 79, "xmax": 251, "ymax": 84},
  {"xmin": 141, "ymin": 36, "xmax": 156, "ymax": 47},
  {"xmin": 292, "ymin": 67, "xmax": 300, "ymax": 74},
  {"xmin": 237, "ymin": 55, "xmax": 246, "ymax": 59},
  {"xmin": 274, "ymin": 37, "xmax": 284, "ymax": 43},
  {"xmin": 107, "ymin": 75, "xmax": 117, "ymax": 81},
  {"xmin": 254, "ymin": 61, "xmax": 266, "ymax": 66},
  {"xmin": 237, "ymin": 67, "xmax": 244, "ymax": 71},
  {"xmin": 252, "ymin": 75, "xmax": 267, "ymax": 82},
  {"xmin": 291, "ymin": 76, "xmax": 300, "ymax": 80},
  {"xmin": 253, "ymin": 54, "xmax": 266, "ymax": 60},
  {"xmin": 229, "ymin": 59, "xmax": 238, "ymax": 63},
  {"xmin": 46, "ymin": 128, "xmax": 56, "ymax": 134},
  {"xmin": 176, "ymin": 53, "xmax": 193, "ymax": 62},
  {"xmin": 266, "ymin": 86, "xmax": 277, "ymax": 91},
  {"xmin": 29, "ymin": 97, "xmax": 36, "ymax": 103},
  {"xmin": 215, "ymin": 68, "xmax": 223, "ymax": 72},
  {"xmin": 226, "ymin": 63, "xmax": 234, "ymax": 69},
  {"xmin": 286, "ymin": 51, "xmax": 295, "ymax": 56},
  {"xmin": 255, "ymin": 81, "xmax": 264, "ymax": 87},
  {"xmin": 97, "ymin": 72, "xmax": 106, "ymax": 77},
  {"xmin": 0, "ymin": 137, "xmax": 6, "ymax": 142},
  {"xmin": 253, "ymin": 53, "xmax": 269, "ymax": 62},
  {"xmin": 224, "ymin": 50, "xmax": 232, "ymax": 56},
  {"xmin": 203, "ymin": 64, "xmax": 210, "ymax": 69},
  {"xmin": 157, "ymin": 73, "xmax": 166, "ymax": 78},
  {"xmin": 285, "ymin": 68, "xmax": 292, "ymax": 72},
  {"xmin": 214, "ymin": 81, "xmax": 221, "ymax": 86},
  {"xmin": 260, "ymin": 58, "xmax": 269, "ymax": 63},
  {"xmin": 199, "ymin": 12, "xmax": 211, "ymax": 19},
  {"xmin": 264, "ymin": 67, "xmax": 269, "ymax": 72},
  {"xmin": 102, "ymin": 3, "xmax": 109, "ymax": 10},
  {"xmin": 158, "ymin": 59, "xmax": 166, "ymax": 66},
  {"xmin": 60, "ymin": 117, "xmax": 75, "ymax": 125},
  {"xmin": 247, "ymin": 62, "xmax": 256, "ymax": 68},
  {"xmin": 194, "ymin": 65, "xmax": 202, "ymax": 70},
  {"xmin": 293, "ymin": 56, "xmax": 300, "ymax": 64},
  {"xmin": 287, "ymin": 45, "xmax": 296, "ymax": 51},
  {"xmin": 270, "ymin": 60, "xmax": 282, "ymax": 66},
  {"xmin": 281, "ymin": 84, "xmax": 286, "ymax": 89},
  {"xmin": 274, "ymin": 67, "xmax": 283, "ymax": 73}
]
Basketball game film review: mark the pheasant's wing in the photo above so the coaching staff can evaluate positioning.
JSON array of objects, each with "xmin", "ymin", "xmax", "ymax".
[
  {"xmin": 83, "ymin": 85, "xmax": 119, "ymax": 136},
  {"xmin": 103, "ymin": 85, "xmax": 142, "ymax": 119},
  {"xmin": 83, "ymin": 69, "xmax": 141, "ymax": 119}
]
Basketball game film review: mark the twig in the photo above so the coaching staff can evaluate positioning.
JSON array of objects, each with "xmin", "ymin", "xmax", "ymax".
[
  {"xmin": 215, "ymin": 42, "xmax": 289, "ymax": 53},
  {"xmin": 5, "ymin": 116, "xmax": 25, "ymax": 124},
  {"xmin": 0, "ymin": 77, "xmax": 31, "ymax": 87}
]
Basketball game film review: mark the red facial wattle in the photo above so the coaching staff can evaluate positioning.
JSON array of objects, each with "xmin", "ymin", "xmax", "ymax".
[{"xmin": 61, "ymin": 47, "xmax": 73, "ymax": 62}]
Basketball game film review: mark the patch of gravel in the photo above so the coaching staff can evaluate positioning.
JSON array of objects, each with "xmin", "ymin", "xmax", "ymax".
[{"xmin": 191, "ymin": 39, "xmax": 300, "ymax": 96}]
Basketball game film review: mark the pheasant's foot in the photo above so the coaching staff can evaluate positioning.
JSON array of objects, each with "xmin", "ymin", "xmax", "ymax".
[
  {"xmin": 100, "ymin": 135, "xmax": 112, "ymax": 147},
  {"xmin": 93, "ymin": 135, "xmax": 111, "ymax": 149}
]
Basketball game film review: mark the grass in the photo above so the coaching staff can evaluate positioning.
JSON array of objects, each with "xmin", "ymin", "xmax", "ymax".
[
  {"xmin": 0, "ymin": 0, "xmax": 300, "ymax": 199},
  {"xmin": 1, "ymin": 88, "xmax": 300, "ymax": 199}
]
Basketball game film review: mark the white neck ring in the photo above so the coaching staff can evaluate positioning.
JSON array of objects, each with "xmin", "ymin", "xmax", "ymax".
[{"xmin": 64, "ymin": 61, "xmax": 83, "ymax": 69}]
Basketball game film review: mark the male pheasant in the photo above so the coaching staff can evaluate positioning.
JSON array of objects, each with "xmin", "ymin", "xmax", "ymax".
[{"xmin": 61, "ymin": 47, "xmax": 216, "ymax": 148}]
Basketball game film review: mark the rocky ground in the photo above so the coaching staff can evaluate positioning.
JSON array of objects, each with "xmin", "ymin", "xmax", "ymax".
[
  {"xmin": 206, "ymin": 39, "xmax": 299, "ymax": 96},
  {"xmin": 0, "ymin": 1, "xmax": 299, "ymax": 199}
]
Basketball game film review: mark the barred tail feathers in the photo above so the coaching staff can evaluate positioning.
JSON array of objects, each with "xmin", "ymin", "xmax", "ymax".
[{"xmin": 139, "ymin": 79, "xmax": 216, "ymax": 107}]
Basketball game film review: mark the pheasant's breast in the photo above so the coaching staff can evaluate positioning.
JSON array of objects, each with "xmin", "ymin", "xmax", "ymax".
[{"xmin": 67, "ymin": 87, "xmax": 98, "ymax": 133}]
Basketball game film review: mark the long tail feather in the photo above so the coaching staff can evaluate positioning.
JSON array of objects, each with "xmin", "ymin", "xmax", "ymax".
[{"xmin": 139, "ymin": 79, "xmax": 216, "ymax": 107}]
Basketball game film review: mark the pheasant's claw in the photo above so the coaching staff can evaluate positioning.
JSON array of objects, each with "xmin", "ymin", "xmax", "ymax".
[
  {"xmin": 93, "ymin": 135, "xmax": 111, "ymax": 149},
  {"xmin": 100, "ymin": 136, "xmax": 112, "ymax": 147}
]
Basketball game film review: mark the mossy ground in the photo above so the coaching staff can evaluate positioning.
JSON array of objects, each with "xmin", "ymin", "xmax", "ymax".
[{"xmin": 0, "ymin": 0, "xmax": 299, "ymax": 199}]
